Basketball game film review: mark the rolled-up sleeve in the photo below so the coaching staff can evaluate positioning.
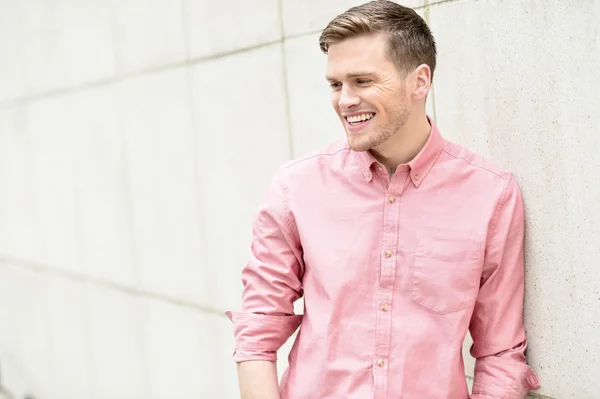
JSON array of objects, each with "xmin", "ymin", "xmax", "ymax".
[
  {"xmin": 225, "ymin": 167, "xmax": 304, "ymax": 363},
  {"xmin": 469, "ymin": 176, "xmax": 541, "ymax": 399}
]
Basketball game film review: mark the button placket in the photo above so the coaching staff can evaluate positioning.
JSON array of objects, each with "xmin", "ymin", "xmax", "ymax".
[{"xmin": 372, "ymin": 173, "xmax": 407, "ymax": 399}]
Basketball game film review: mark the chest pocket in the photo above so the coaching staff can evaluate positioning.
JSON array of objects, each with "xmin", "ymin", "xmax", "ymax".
[{"xmin": 410, "ymin": 236, "xmax": 483, "ymax": 315}]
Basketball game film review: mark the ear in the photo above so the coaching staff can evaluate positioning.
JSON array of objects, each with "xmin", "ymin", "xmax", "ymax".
[{"xmin": 411, "ymin": 64, "xmax": 432, "ymax": 101}]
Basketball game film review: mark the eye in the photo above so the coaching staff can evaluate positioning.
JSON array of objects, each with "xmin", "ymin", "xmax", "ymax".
[
  {"xmin": 356, "ymin": 79, "xmax": 372, "ymax": 85},
  {"xmin": 330, "ymin": 82, "xmax": 342, "ymax": 90}
]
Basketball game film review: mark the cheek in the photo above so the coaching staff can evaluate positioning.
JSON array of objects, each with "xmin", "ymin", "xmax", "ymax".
[{"xmin": 371, "ymin": 85, "xmax": 402, "ymax": 105}]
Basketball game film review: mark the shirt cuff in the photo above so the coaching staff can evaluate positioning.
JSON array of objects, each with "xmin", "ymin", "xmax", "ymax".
[
  {"xmin": 472, "ymin": 356, "xmax": 541, "ymax": 399},
  {"xmin": 231, "ymin": 347, "xmax": 278, "ymax": 363},
  {"xmin": 225, "ymin": 311, "xmax": 302, "ymax": 362}
]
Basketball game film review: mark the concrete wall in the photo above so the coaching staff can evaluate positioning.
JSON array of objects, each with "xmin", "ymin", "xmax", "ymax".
[{"xmin": 0, "ymin": 1, "xmax": 598, "ymax": 398}]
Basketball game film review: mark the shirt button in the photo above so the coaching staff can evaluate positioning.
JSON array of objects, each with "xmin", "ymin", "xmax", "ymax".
[
  {"xmin": 388, "ymin": 196, "xmax": 396, "ymax": 204},
  {"xmin": 377, "ymin": 359, "xmax": 385, "ymax": 367},
  {"xmin": 376, "ymin": 164, "xmax": 383, "ymax": 171},
  {"xmin": 414, "ymin": 174, "xmax": 421, "ymax": 181},
  {"xmin": 384, "ymin": 250, "xmax": 393, "ymax": 258},
  {"xmin": 381, "ymin": 304, "xmax": 389, "ymax": 312}
]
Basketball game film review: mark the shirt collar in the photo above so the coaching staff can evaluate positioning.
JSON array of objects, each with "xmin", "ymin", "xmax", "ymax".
[{"xmin": 352, "ymin": 116, "xmax": 444, "ymax": 187}]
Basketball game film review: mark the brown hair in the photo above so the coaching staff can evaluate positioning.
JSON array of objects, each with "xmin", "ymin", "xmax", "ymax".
[{"xmin": 319, "ymin": 0, "xmax": 437, "ymax": 80}]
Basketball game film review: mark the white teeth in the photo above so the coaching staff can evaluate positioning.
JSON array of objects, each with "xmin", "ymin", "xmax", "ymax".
[{"xmin": 347, "ymin": 113, "xmax": 374, "ymax": 123}]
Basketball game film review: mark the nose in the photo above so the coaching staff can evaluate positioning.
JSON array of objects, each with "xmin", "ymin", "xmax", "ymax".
[{"xmin": 338, "ymin": 85, "xmax": 360, "ymax": 111}]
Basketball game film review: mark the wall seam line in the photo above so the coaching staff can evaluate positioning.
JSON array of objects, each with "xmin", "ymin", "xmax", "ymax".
[
  {"xmin": 0, "ymin": 39, "xmax": 281, "ymax": 111},
  {"xmin": 422, "ymin": 0, "xmax": 438, "ymax": 125},
  {"xmin": 0, "ymin": 255, "xmax": 226, "ymax": 317},
  {"xmin": 0, "ymin": 26, "xmax": 337, "ymax": 111},
  {"xmin": 0, "ymin": 2, "xmax": 471, "ymax": 111},
  {"xmin": 279, "ymin": 0, "xmax": 295, "ymax": 159},
  {"xmin": 414, "ymin": 0, "xmax": 468, "ymax": 10}
]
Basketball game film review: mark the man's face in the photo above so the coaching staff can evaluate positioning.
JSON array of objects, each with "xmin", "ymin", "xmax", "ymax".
[{"xmin": 326, "ymin": 33, "xmax": 410, "ymax": 152}]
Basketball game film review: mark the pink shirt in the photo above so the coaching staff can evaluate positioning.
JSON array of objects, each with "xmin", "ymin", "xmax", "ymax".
[{"xmin": 226, "ymin": 119, "xmax": 540, "ymax": 399}]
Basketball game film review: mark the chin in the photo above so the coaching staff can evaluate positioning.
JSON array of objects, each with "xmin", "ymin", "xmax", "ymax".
[{"xmin": 347, "ymin": 136, "xmax": 374, "ymax": 152}]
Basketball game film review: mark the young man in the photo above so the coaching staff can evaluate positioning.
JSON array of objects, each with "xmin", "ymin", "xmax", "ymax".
[{"xmin": 226, "ymin": 1, "xmax": 540, "ymax": 398}]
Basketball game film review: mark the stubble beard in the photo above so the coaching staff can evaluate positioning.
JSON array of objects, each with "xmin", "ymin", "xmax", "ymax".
[{"xmin": 348, "ymin": 100, "xmax": 410, "ymax": 152}]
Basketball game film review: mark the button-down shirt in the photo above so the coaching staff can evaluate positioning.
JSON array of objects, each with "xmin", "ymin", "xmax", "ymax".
[{"xmin": 226, "ymin": 119, "xmax": 540, "ymax": 399}]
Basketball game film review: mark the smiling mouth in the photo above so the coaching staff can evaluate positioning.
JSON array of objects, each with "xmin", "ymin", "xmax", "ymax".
[{"xmin": 345, "ymin": 112, "xmax": 375, "ymax": 127}]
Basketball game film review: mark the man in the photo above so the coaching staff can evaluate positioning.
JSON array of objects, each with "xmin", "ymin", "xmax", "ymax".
[{"xmin": 226, "ymin": 1, "xmax": 540, "ymax": 398}]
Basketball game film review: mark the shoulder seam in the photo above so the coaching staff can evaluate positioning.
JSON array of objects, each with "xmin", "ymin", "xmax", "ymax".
[
  {"xmin": 489, "ymin": 174, "xmax": 514, "ymax": 238},
  {"xmin": 442, "ymin": 148, "xmax": 506, "ymax": 180}
]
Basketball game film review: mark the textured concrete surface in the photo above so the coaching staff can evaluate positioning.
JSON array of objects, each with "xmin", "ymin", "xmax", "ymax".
[
  {"xmin": 0, "ymin": 262, "xmax": 239, "ymax": 399},
  {"xmin": 0, "ymin": 1, "xmax": 116, "ymax": 102},
  {"xmin": 184, "ymin": 0, "xmax": 281, "ymax": 58},
  {"xmin": 429, "ymin": 1, "xmax": 600, "ymax": 397},
  {"xmin": 0, "ymin": 0, "xmax": 598, "ymax": 398},
  {"xmin": 114, "ymin": 0, "xmax": 187, "ymax": 73}
]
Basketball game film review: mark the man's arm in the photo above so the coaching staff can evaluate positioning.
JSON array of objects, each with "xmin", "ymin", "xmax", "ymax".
[
  {"xmin": 469, "ymin": 176, "xmax": 540, "ymax": 399},
  {"xmin": 236, "ymin": 361, "xmax": 280, "ymax": 399},
  {"xmin": 226, "ymin": 167, "xmax": 304, "ymax": 399}
]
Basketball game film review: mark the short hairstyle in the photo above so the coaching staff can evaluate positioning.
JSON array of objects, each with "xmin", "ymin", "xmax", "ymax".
[{"xmin": 319, "ymin": 0, "xmax": 437, "ymax": 80}]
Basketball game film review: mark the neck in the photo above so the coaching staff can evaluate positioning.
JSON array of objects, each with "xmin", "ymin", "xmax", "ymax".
[{"xmin": 370, "ymin": 114, "xmax": 431, "ymax": 174}]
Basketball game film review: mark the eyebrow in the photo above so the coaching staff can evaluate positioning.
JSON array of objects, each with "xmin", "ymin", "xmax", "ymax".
[{"xmin": 326, "ymin": 71, "xmax": 377, "ymax": 81}]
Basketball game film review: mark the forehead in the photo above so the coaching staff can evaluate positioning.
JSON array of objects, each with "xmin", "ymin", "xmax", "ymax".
[{"xmin": 326, "ymin": 33, "xmax": 394, "ymax": 77}]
